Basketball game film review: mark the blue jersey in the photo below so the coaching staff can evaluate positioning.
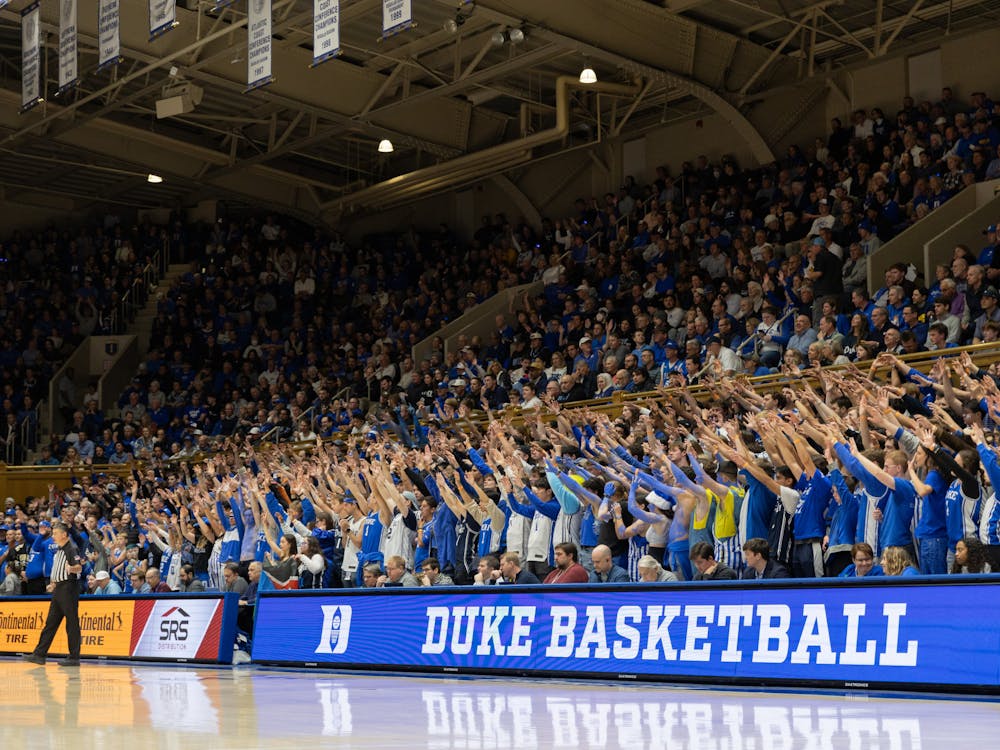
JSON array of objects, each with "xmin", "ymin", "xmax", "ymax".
[
  {"xmin": 739, "ymin": 471, "xmax": 776, "ymax": 544},
  {"xmin": 827, "ymin": 470, "xmax": 859, "ymax": 549},
  {"xmin": 360, "ymin": 511, "xmax": 384, "ymax": 555},
  {"xmin": 877, "ymin": 478, "xmax": 917, "ymax": 549},
  {"xmin": 793, "ymin": 469, "xmax": 833, "ymax": 540},
  {"xmin": 913, "ymin": 469, "xmax": 948, "ymax": 540},
  {"xmin": 579, "ymin": 505, "xmax": 600, "ymax": 547},
  {"xmin": 976, "ymin": 444, "xmax": 1000, "ymax": 545}
]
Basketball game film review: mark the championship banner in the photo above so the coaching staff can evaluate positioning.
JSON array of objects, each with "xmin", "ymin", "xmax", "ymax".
[
  {"xmin": 57, "ymin": 0, "xmax": 79, "ymax": 96},
  {"xmin": 0, "ymin": 594, "xmax": 238, "ymax": 663},
  {"xmin": 98, "ymin": 0, "xmax": 122, "ymax": 70},
  {"xmin": 0, "ymin": 2, "xmax": 9, "ymax": 11},
  {"xmin": 312, "ymin": 0, "xmax": 340, "ymax": 67},
  {"xmin": 253, "ymin": 579, "xmax": 1000, "ymax": 693},
  {"xmin": 381, "ymin": 0, "xmax": 411, "ymax": 37},
  {"xmin": 247, "ymin": 0, "xmax": 272, "ymax": 90},
  {"xmin": 211, "ymin": 0, "xmax": 235, "ymax": 10},
  {"xmin": 20, "ymin": 3, "xmax": 42, "ymax": 113},
  {"xmin": 148, "ymin": 0, "xmax": 177, "ymax": 40}
]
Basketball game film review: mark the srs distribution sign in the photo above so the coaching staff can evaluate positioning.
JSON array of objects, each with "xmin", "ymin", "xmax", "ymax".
[
  {"xmin": 0, "ymin": 594, "xmax": 239, "ymax": 663},
  {"xmin": 252, "ymin": 580, "xmax": 1000, "ymax": 692}
]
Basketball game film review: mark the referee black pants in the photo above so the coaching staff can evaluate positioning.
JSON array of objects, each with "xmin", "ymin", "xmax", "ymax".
[{"xmin": 34, "ymin": 581, "xmax": 81, "ymax": 659}]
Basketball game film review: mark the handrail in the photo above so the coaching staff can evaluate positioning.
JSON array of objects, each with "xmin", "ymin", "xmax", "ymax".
[{"xmin": 19, "ymin": 399, "xmax": 40, "ymax": 456}]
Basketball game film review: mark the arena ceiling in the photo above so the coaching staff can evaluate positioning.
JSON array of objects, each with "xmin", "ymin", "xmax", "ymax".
[{"xmin": 0, "ymin": 0, "xmax": 996, "ymax": 225}]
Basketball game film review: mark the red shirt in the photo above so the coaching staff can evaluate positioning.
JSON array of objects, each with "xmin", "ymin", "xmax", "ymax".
[{"xmin": 543, "ymin": 563, "xmax": 589, "ymax": 584}]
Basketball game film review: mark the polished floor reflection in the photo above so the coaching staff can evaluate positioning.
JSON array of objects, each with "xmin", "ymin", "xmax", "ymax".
[{"xmin": 0, "ymin": 659, "xmax": 997, "ymax": 749}]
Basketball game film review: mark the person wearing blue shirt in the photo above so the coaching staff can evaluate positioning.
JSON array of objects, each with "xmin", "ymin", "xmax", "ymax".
[
  {"xmin": 841, "ymin": 443, "xmax": 918, "ymax": 562},
  {"xmin": 881, "ymin": 546, "xmax": 921, "ymax": 576},
  {"xmin": 908, "ymin": 447, "xmax": 952, "ymax": 575},
  {"xmin": 587, "ymin": 544, "xmax": 631, "ymax": 583},
  {"xmin": 838, "ymin": 542, "xmax": 884, "ymax": 578},
  {"xmin": 92, "ymin": 570, "xmax": 123, "ymax": 595},
  {"xmin": 826, "ymin": 467, "xmax": 861, "ymax": 577},
  {"xmin": 968, "ymin": 423, "xmax": 1000, "ymax": 570}
]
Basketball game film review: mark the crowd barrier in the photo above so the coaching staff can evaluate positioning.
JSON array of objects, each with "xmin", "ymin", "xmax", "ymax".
[
  {"xmin": 251, "ymin": 578, "xmax": 1000, "ymax": 694},
  {"xmin": 0, "ymin": 593, "xmax": 238, "ymax": 664}
]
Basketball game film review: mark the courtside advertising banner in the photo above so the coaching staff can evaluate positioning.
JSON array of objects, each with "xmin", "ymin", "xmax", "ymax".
[
  {"xmin": 57, "ymin": 0, "xmax": 79, "ymax": 95},
  {"xmin": 20, "ymin": 3, "xmax": 42, "ymax": 112},
  {"xmin": 312, "ymin": 0, "xmax": 340, "ymax": 67},
  {"xmin": 252, "ymin": 579, "xmax": 1000, "ymax": 692},
  {"xmin": 148, "ymin": 0, "xmax": 176, "ymax": 40},
  {"xmin": 98, "ymin": 0, "xmax": 122, "ymax": 70},
  {"xmin": 381, "ymin": 0, "xmax": 411, "ymax": 37},
  {"xmin": 247, "ymin": 0, "xmax": 272, "ymax": 90},
  {"xmin": 0, "ymin": 594, "xmax": 237, "ymax": 663}
]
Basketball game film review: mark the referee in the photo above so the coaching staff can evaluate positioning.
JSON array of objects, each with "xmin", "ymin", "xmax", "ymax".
[{"xmin": 23, "ymin": 522, "xmax": 83, "ymax": 667}]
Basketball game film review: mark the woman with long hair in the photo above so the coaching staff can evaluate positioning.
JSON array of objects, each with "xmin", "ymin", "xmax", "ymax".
[
  {"xmin": 881, "ymin": 546, "xmax": 920, "ymax": 576},
  {"xmin": 952, "ymin": 536, "xmax": 993, "ymax": 574},
  {"xmin": 295, "ymin": 535, "xmax": 326, "ymax": 589}
]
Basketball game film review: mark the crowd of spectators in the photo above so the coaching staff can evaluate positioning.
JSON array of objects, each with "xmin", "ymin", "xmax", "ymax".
[
  {"xmin": 1, "ymin": 350, "xmax": 998, "ymax": 617},
  {"xmin": 25, "ymin": 84, "xmax": 1000, "ymax": 474},
  {"xmin": 3, "ymin": 79, "xmax": 1000, "ymax": 683},
  {"xmin": 0, "ymin": 215, "xmax": 179, "ymax": 463}
]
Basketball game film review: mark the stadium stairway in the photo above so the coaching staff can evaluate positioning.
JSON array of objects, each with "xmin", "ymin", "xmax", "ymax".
[{"xmin": 132, "ymin": 262, "xmax": 190, "ymax": 356}]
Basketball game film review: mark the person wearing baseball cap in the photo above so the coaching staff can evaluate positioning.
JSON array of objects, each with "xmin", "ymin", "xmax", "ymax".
[
  {"xmin": 19, "ymin": 514, "xmax": 53, "ymax": 595},
  {"xmin": 91, "ymin": 569, "xmax": 122, "ymax": 596},
  {"xmin": 979, "ymin": 224, "xmax": 1000, "ymax": 277}
]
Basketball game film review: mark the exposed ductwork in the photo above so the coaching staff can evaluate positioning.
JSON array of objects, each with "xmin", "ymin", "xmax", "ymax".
[{"xmin": 324, "ymin": 75, "xmax": 642, "ymax": 217}]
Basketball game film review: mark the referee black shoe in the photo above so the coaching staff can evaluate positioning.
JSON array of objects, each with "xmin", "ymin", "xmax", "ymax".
[
  {"xmin": 22, "ymin": 654, "xmax": 45, "ymax": 665},
  {"xmin": 58, "ymin": 658, "xmax": 80, "ymax": 667}
]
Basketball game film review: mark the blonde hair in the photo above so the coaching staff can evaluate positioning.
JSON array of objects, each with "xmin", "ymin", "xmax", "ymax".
[{"xmin": 881, "ymin": 546, "xmax": 914, "ymax": 576}]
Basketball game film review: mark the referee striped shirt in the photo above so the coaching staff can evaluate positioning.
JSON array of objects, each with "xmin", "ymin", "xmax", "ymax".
[{"xmin": 50, "ymin": 541, "xmax": 81, "ymax": 584}]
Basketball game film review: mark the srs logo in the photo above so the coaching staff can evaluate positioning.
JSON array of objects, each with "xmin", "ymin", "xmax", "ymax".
[
  {"xmin": 315, "ymin": 605, "xmax": 352, "ymax": 654},
  {"xmin": 159, "ymin": 606, "xmax": 190, "ymax": 641}
]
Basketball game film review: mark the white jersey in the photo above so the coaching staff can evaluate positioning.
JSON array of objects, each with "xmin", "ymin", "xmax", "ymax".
[
  {"xmin": 526, "ymin": 512, "xmax": 554, "ymax": 564},
  {"xmin": 552, "ymin": 509, "xmax": 582, "ymax": 548},
  {"xmin": 505, "ymin": 513, "xmax": 530, "ymax": 559},
  {"xmin": 342, "ymin": 516, "xmax": 364, "ymax": 574},
  {"xmin": 383, "ymin": 510, "xmax": 417, "ymax": 570}
]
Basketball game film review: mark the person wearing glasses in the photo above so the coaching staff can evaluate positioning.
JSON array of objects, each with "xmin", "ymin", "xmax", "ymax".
[{"xmin": 838, "ymin": 542, "xmax": 885, "ymax": 578}]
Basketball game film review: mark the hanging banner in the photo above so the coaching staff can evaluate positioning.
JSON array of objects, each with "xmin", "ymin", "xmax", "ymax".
[
  {"xmin": 0, "ymin": 2, "xmax": 9, "ymax": 11},
  {"xmin": 247, "ymin": 0, "xmax": 273, "ymax": 91},
  {"xmin": 149, "ymin": 0, "xmax": 177, "ymax": 40},
  {"xmin": 57, "ymin": 0, "xmax": 79, "ymax": 95},
  {"xmin": 98, "ymin": 0, "xmax": 122, "ymax": 69},
  {"xmin": 381, "ymin": 0, "xmax": 411, "ymax": 37},
  {"xmin": 20, "ymin": 3, "xmax": 42, "ymax": 113},
  {"xmin": 211, "ymin": 0, "xmax": 235, "ymax": 10},
  {"xmin": 312, "ymin": 0, "xmax": 340, "ymax": 67}
]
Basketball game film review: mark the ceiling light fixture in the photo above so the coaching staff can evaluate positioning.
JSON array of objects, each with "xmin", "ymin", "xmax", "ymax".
[
  {"xmin": 377, "ymin": 139, "xmax": 394, "ymax": 153},
  {"xmin": 445, "ymin": 2, "xmax": 475, "ymax": 33},
  {"xmin": 579, "ymin": 64, "xmax": 597, "ymax": 84},
  {"xmin": 507, "ymin": 27, "xmax": 525, "ymax": 44},
  {"xmin": 147, "ymin": 174, "xmax": 164, "ymax": 184},
  {"xmin": 490, "ymin": 30, "xmax": 505, "ymax": 47}
]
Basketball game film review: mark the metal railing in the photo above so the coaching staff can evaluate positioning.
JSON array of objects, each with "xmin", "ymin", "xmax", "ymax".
[{"xmin": 107, "ymin": 236, "xmax": 171, "ymax": 335}]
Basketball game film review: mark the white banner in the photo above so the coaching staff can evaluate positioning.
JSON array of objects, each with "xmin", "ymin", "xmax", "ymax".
[
  {"xmin": 0, "ymin": 1, "xmax": 10, "ymax": 11},
  {"xmin": 21, "ymin": 3, "xmax": 42, "ymax": 112},
  {"xmin": 98, "ymin": 0, "xmax": 121, "ymax": 69},
  {"xmin": 247, "ymin": 0, "xmax": 273, "ymax": 90},
  {"xmin": 211, "ymin": 0, "xmax": 235, "ymax": 9},
  {"xmin": 149, "ymin": 0, "xmax": 176, "ymax": 40},
  {"xmin": 382, "ymin": 0, "xmax": 411, "ymax": 37},
  {"xmin": 312, "ymin": 0, "xmax": 340, "ymax": 67},
  {"xmin": 57, "ymin": 0, "xmax": 78, "ymax": 95}
]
